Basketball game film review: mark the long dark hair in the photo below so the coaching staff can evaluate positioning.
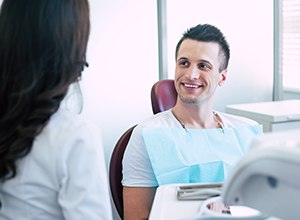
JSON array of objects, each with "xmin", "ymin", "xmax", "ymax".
[{"xmin": 0, "ymin": 0, "xmax": 90, "ymax": 180}]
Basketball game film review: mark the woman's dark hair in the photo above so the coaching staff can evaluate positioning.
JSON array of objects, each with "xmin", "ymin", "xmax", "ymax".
[
  {"xmin": 0, "ymin": 0, "xmax": 90, "ymax": 180},
  {"xmin": 175, "ymin": 24, "xmax": 230, "ymax": 72}
]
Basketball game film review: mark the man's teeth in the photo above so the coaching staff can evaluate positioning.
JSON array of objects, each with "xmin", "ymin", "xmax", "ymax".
[{"xmin": 184, "ymin": 84, "xmax": 200, "ymax": 88}]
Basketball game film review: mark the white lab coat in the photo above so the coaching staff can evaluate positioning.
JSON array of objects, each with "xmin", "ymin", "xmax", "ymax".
[{"xmin": 0, "ymin": 108, "xmax": 112, "ymax": 220}]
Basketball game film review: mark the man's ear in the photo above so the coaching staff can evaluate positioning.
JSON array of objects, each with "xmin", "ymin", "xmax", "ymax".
[{"xmin": 218, "ymin": 69, "xmax": 227, "ymax": 86}]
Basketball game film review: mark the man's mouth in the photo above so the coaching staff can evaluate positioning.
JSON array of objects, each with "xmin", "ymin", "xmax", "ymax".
[{"xmin": 183, "ymin": 83, "xmax": 203, "ymax": 88}]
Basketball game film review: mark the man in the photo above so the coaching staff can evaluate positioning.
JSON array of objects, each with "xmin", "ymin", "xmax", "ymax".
[{"xmin": 122, "ymin": 24, "xmax": 261, "ymax": 220}]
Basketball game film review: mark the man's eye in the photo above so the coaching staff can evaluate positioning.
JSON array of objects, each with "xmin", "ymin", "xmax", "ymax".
[
  {"xmin": 199, "ymin": 63, "xmax": 210, "ymax": 70},
  {"xmin": 179, "ymin": 61, "xmax": 189, "ymax": 66}
]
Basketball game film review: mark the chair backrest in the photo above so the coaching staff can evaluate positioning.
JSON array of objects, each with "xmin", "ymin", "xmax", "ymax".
[
  {"xmin": 151, "ymin": 79, "xmax": 177, "ymax": 114},
  {"xmin": 109, "ymin": 125, "xmax": 136, "ymax": 219}
]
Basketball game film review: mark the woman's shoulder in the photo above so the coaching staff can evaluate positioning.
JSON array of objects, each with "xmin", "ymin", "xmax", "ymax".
[
  {"xmin": 37, "ymin": 108, "xmax": 102, "ymax": 153},
  {"xmin": 50, "ymin": 108, "xmax": 99, "ymax": 133}
]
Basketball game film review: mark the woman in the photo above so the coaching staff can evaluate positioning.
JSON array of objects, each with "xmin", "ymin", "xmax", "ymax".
[{"xmin": 0, "ymin": 0, "xmax": 112, "ymax": 219}]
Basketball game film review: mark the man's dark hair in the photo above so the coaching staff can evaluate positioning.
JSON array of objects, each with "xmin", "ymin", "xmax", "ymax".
[{"xmin": 175, "ymin": 24, "xmax": 230, "ymax": 72}]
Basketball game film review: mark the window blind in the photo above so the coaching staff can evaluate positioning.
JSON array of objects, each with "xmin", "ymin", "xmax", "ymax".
[{"xmin": 281, "ymin": 0, "xmax": 300, "ymax": 91}]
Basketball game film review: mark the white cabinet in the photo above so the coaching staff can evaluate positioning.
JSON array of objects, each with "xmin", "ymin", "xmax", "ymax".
[{"xmin": 226, "ymin": 100, "xmax": 300, "ymax": 132}]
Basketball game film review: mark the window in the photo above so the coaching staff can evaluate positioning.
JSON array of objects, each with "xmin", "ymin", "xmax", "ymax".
[{"xmin": 280, "ymin": 0, "xmax": 300, "ymax": 92}]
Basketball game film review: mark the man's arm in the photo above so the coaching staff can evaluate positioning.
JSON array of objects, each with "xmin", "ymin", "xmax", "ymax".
[{"xmin": 123, "ymin": 186, "xmax": 157, "ymax": 220}]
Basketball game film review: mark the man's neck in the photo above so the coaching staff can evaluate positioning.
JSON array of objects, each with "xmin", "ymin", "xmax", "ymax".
[{"xmin": 172, "ymin": 102, "xmax": 219, "ymax": 129}]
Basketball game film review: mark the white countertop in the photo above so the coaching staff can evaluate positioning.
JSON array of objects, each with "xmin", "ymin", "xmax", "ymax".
[{"xmin": 226, "ymin": 100, "xmax": 300, "ymax": 122}]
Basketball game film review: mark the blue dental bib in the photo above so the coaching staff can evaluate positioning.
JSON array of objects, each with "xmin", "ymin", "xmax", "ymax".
[{"xmin": 142, "ymin": 125, "xmax": 262, "ymax": 186}]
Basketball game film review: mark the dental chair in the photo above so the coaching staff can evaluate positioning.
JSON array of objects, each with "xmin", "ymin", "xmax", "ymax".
[
  {"xmin": 151, "ymin": 79, "xmax": 177, "ymax": 114},
  {"xmin": 222, "ymin": 129, "xmax": 300, "ymax": 220}
]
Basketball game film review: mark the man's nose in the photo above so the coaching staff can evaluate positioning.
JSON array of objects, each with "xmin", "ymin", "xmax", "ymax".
[{"xmin": 186, "ymin": 65, "xmax": 200, "ymax": 79}]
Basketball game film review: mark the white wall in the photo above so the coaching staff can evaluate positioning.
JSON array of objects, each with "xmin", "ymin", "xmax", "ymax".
[
  {"xmin": 82, "ymin": 2, "xmax": 159, "ymax": 219},
  {"xmin": 166, "ymin": 0, "xmax": 274, "ymax": 111},
  {"xmin": 82, "ymin": 0, "xmax": 159, "ymax": 165}
]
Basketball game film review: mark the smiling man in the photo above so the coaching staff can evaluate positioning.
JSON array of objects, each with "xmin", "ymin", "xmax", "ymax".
[{"xmin": 122, "ymin": 24, "xmax": 262, "ymax": 220}]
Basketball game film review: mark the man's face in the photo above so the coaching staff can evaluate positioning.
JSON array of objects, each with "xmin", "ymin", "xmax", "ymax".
[{"xmin": 174, "ymin": 39, "xmax": 227, "ymax": 105}]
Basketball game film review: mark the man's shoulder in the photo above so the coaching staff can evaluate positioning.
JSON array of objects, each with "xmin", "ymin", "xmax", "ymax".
[
  {"xmin": 218, "ymin": 112, "xmax": 259, "ymax": 127},
  {"xmin": 139, "ymin": 110, "xmax": 175, "ymax": 128}
]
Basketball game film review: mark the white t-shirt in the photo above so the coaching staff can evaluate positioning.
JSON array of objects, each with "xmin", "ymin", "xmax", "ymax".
[
  {"xmin": 122, "ymin": 110, "xmax": 258, "ymax": 187},
  {"xmin": 0, "ymin": 108, "xmax": 113, "ymax": 220}
]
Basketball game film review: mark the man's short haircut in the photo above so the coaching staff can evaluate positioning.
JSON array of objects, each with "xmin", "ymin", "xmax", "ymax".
[{"xmin": 175, "ymin": 24, "xmax": 230, "ymax": 72}]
